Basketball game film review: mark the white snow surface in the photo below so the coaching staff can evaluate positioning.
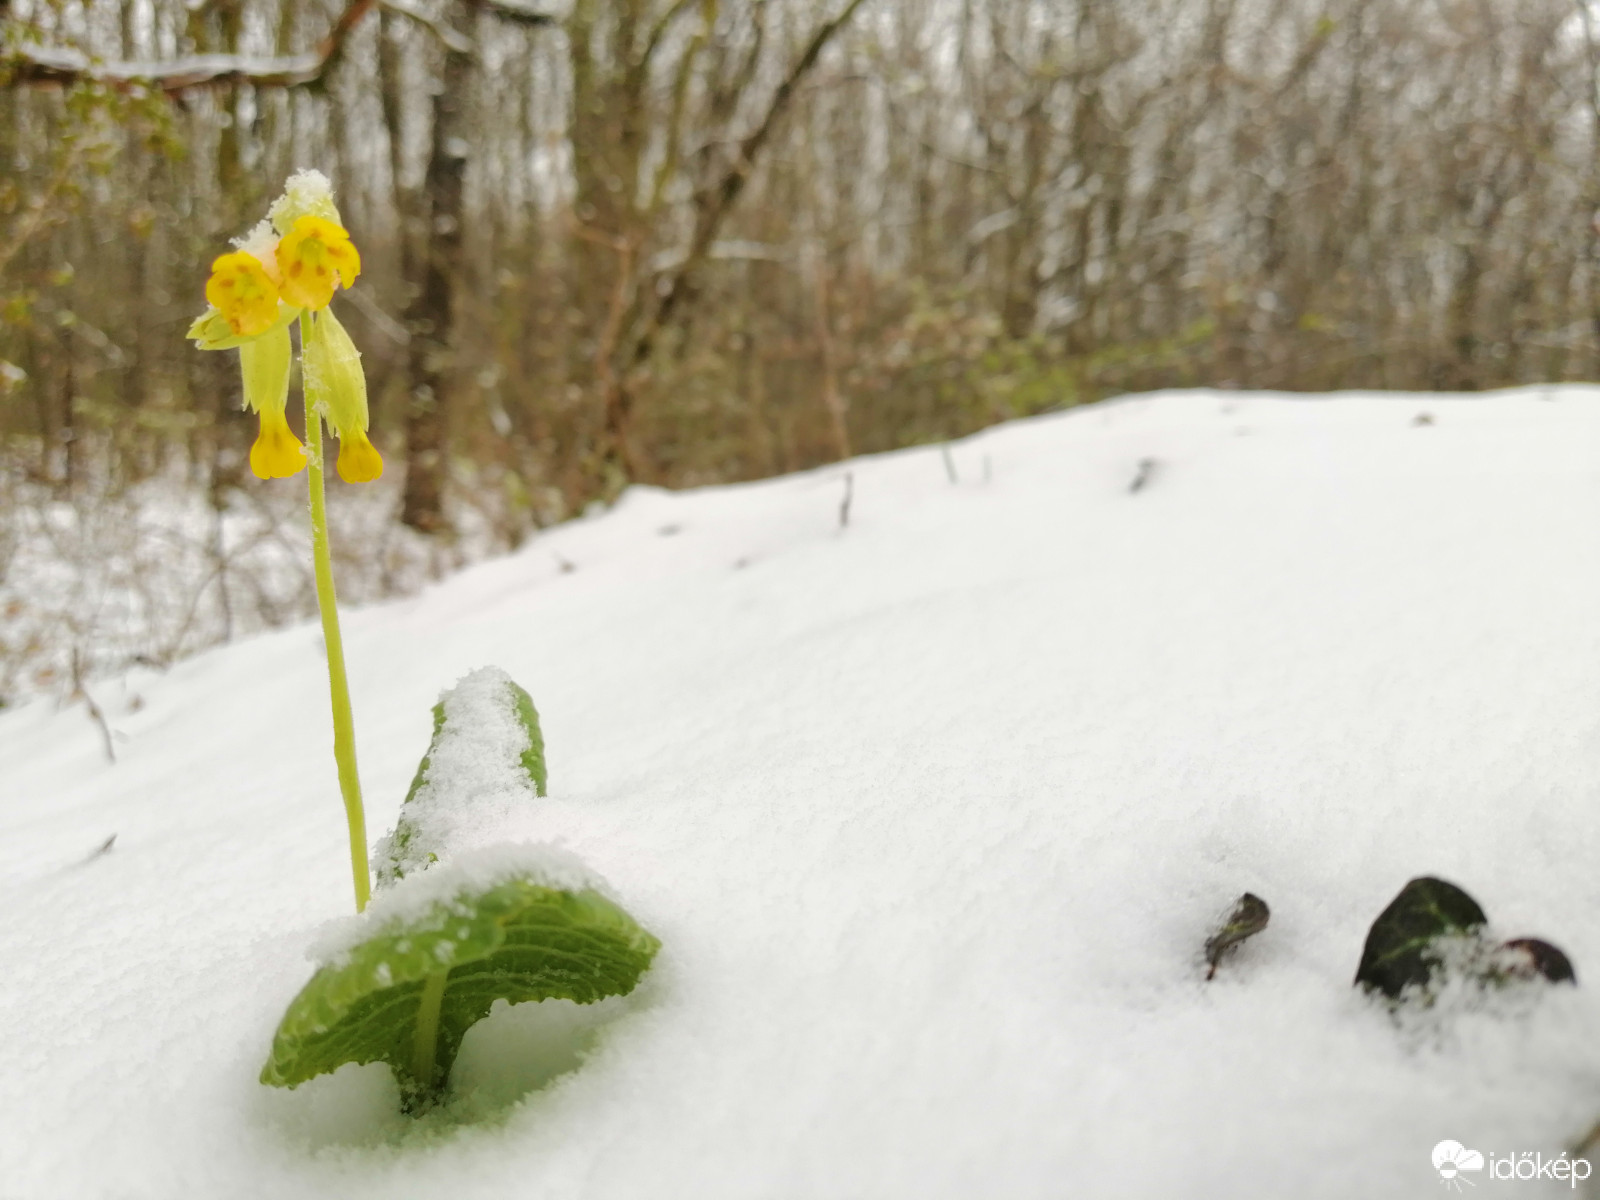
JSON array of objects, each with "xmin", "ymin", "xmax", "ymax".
[{"xmin": 5, "ymin": 388, "xmax": 1600, "ymax": 1198}]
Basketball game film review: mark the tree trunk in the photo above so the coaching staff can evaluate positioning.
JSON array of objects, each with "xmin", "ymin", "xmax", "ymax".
[{"xmin": 399, "ymin": 4, "xmax": 472, "ymax": 534}]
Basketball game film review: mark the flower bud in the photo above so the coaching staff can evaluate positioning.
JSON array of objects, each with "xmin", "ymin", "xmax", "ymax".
[
  {"xmin": 186, "ymin": 301, "xmax": 300, "ymax": 352},
  {"xmin": 267, "ymin": 169, "xmax": 344, "ymax": 235}
]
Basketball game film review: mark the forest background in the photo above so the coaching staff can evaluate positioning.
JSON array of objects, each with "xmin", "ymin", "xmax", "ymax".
[{"xmin": 2, "ymin": 0, "xmax": 1598, "ymax": 703}]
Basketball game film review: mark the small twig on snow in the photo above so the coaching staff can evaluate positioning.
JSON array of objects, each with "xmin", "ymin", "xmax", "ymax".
[
  {"xmin": 70, "ymin": 648, "xmax": 116, "ymax": 764},
  {"xmin": 1129, "ymin": 457, "xmax": 1158, "ymax": 493},
  {"xmin": 838, "ymin": 472, "xmax": 853, "ymax": 530}
]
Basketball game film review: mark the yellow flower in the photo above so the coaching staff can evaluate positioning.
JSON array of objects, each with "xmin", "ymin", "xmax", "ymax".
[
  {"xmin": 304, "ymin": 309, "xmax": 383, "ymax": 483},
  {"xmin": 276, "ymin": 216, "xmax": 361, "ymax": 311},
  {"xmin": 205, "ymin": 251, "xmax": 282, "ymax": 338},
  {"xmin": 251, "ymin": 408, "xmax": 306, "ymax": 479},
  {"xmin": 240, "ymin": 324, "xmax": 305, "ymax": 478},
  {"xmin": 337, "ymin": 429, "xmax": 384, "ymax": 483},
  {"xmin": 187, "ymin": 171, "xmax": 376, "ymax": 483}
]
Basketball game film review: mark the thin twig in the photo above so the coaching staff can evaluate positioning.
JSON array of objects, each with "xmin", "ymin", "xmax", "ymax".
[
  {"xmin": 838, "ymin": 472, "xmax": 853, "ymax": 529},
  {"xmin": 70, "ymin": 648, "xmax": 116, "ymax": 764}
]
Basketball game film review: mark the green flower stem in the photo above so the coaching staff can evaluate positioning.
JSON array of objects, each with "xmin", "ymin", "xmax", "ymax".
[{"xmin": 301, "ymin": 310, "xmax": 371, "ymax": 913}]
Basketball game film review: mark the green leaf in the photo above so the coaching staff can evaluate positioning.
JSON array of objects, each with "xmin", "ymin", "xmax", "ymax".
[
  {"xmin": 510, "ymin": 680, "xmax": 548, "ymax": 797},
  {"xmin": 401, "ymin": 702, "xmax": 447, "ymax": 808},
  {"xmin": 262, "ymin": 868, "xmax": 660, "ymax": 1112},
  {"xmin": 1354, "ymin": 876, "xmax": 1486, "ymax": 999}
]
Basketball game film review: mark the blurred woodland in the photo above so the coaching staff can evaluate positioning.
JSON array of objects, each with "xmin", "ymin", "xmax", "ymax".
[{"xmin": 3, "ymin": 0, "xmax": 1600, "ymax": 695}]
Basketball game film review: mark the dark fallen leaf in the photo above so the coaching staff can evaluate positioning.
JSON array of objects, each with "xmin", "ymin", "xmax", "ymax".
[
  {"xmin": 1204, "ymin": 893, "xmax": 1270, "ymax": 980},
  {"xmin": 1412, "ymin": 412, "xmax": 1435, "ymax": 427},
  {"xmin": 1491, "ymin": 938, "xmax": 1576, "ymax": 985},
  {"xmin": 1355, "ymin": 877, "xmax": 1486, "ymax": 998}
]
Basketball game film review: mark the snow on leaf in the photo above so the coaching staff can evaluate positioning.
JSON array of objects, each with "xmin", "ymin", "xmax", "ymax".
[
  {"xmin": 261, "ymin": 871, "xmax": 659, "ymax": 1112},
  {"xmin": 376, "ymin": 667, "xmax": 549, "ymax": 887},
  {"xmin": 1490, "ymin": 938, "xmax": 1576, "ymax": 985}
]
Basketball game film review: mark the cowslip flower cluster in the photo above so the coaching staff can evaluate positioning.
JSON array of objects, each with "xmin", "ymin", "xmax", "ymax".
[{"xmin": 187, "ymin": 171, "xmax": 382, "ymax": 483}]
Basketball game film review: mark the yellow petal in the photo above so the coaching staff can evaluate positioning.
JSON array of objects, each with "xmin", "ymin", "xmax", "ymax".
[
  {"xmin": 336, "ymin": 429, "xmax": 384, "ymax": 483},
  {"xmin": 249, "ymin": 409, "xmax": 306, "ymax": 479},
  {"xmin": 205, "ymin": 251, "xmax": 282, "ymax": 337},
  {"xmin": 239, "ymin": 324, "xmax": 292, "ymax": 416},
  {"xmin": 276, "ymin": 216, "xmax": 361, "ymax": 311},
  {"xmin": 303, "ymin": 308, "xmax": 370, "ymax": 438}
]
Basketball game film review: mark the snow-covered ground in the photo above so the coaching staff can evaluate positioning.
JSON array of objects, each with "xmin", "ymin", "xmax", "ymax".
[{"xmin": 5, "ymin": 388, "xmax": 1600, "ymax": 1199}]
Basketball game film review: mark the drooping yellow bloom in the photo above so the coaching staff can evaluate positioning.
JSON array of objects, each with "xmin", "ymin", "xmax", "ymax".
[
  {"xmin": 276, "ymin": 216, "xmax": 361, "ymax": 311},
  {"xmin": 304, "ymin": 308, "xmax": 383, "ymax": 482},
  {"xmin": 239, "ymin": 324, "xmax": 304, "ymax": 478},
  {"xmin": 251, "ymin": 408, "xmax": 307, "ymax": 479},
  {"xmin": 205, "ymin": 251, "xmax": 282, "ymax": 338},
  {"xmin": 337, "ymin": 429, "xmax": 384, "ymax": 483}
]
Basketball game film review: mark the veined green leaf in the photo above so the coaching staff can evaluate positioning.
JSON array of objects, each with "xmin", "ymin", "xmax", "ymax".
[
  {"xmin": 262, "ymin": 865, "xmax": 659, "ymax": 1111},
  {"xmin": 1355, "ymin": 876, "xmax": 1485, "ymax": 999}
]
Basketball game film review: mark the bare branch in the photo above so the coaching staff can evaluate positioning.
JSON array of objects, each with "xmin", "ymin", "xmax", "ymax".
[
  {"xmin": 379, "ymin": 0, "xmax": 474, "ymax": 54},
  {"xmin": 640, "ymin": 0, "xmax": 700, "ymax": 69},
  {"xmin": 5, "ymin": 0, "xmax": 375, "ymax": 93},
  {"xmin": 481, "ymin": 0, "xmax": 557, "ymax": 28}
]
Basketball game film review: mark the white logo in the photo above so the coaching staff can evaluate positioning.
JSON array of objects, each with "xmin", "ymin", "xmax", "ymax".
[
  {"xmin": 1433, "ymin": 1141, "xmax": 1485, "ymax": 1191},
  {"xmin": 1431, "ymin": 1140, "xmax": 1592, "ymax": 1189}
]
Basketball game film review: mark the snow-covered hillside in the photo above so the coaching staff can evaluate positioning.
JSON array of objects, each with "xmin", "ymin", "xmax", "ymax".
[{"xmin": 5, "ymin": 389, "xmax": 1600, "ymax": 1199}]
